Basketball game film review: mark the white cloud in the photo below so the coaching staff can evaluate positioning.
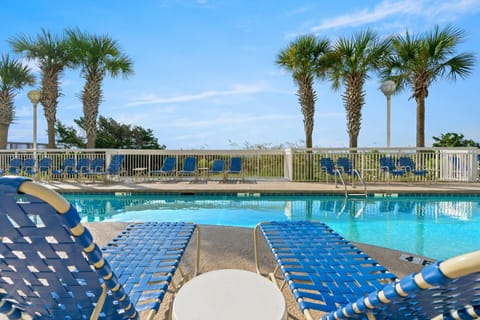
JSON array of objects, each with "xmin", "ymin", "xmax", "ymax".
[
  {"xmin": 311, "ymin": 0, "xmax": 480, "ymax": 31},
  {"xmin": 126, "ymin": 83, "xmax": 269, "ymax": 106},
  {"xmin": 311, "ymin": 0, "xmax": 420, "ymax": 31}
]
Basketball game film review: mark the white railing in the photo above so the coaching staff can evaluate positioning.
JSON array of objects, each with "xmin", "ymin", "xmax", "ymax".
[
  {"xmin": 289, "ymin": 147, "xmax": 479, "ymax": 183},
  {"xmin": 0, "ymin": 147, "xmax": 478, "ymax": 183}
]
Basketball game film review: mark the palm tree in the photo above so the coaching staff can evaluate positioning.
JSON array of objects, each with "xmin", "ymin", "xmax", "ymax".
[
  {"xmin": 9, "ymin": 29, "xmax": 71, "ymax": 148},
  {"xmin": 276, "ymin": 34, "xmax": 331, "ymax": 149},
  {"xmin": 66, "ymin": 29, "xmax": 133, "ymax": 148},
  {"xmin": 0, "ymin": 54, "xmax": 35, "ymax": 149},
  {"xmin": 382, "ymin": 25, "xmax": 475, "ymax": 148},
  {"xmin": 328, "ymin": 29, "xmax": 391, "ymax": 148}
]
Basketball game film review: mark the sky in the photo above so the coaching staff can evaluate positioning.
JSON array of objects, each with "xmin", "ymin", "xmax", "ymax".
[{"xmin": 1, "ymin": 0, "xmax": 479, "ymax": 150}]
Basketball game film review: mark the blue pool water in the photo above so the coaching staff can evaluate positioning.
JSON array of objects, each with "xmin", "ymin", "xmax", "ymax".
[{"xmin": 64, "ymin": 193, "xmax": 480, "ymax": 260}]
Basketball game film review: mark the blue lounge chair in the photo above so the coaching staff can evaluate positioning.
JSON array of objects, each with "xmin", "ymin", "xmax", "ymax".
[
  {"xmin": 52, "ymin": 157, "xmax": 76, "ymax": 178},
  {"xmin": 225, "ymin": 157, "xmax": 243, "ymax": 182},
  {"xmin": 88, "ymin": 154, "xmax": 125, "ymax": 182},
  {"xmin": 83, "ymin": 157, "xmax": 106, "ymax": 182},
  {"xmin": 254, "ymin": 221, "xmax": 480, "ymax": 320},
  {"xmin": 63, "ymin": 157, "xmax": 91, "ymax": 180},
  {"xmin": 38, "ymin": 157, "xmax": 52, "ymax": 179},
  {"xmin": 22, "ymin": 158, "xmax": 36, "ymax": 176},
  {"xmin": 178, "ymin": 157, "xmax": 197, "ymax": 179},
  {"xmin": 0, "ymin": 176, "xmax": 200, "ymax": 319},
  {"xmin": 8, "ymin": 158, "xmax": 22, "ymax": 175},
  {"xmin": 398, "ymin": 156, "xmax": 428, "ymax": 177},
  {"xmin": 86, "ymin": 157, "xmax": 106, "ymax": 175},
  {"xmin": 320, "ymin": 157, "xmax": 336, "ymax": 182},
  {"xmin": 208, "ymin": 159, "xmax": 225, "ymax": 181},
  {"xmin": 76, "ymin": 157, "xmax": 91, "ymax": 175},
  {"xmin": 151, "ymin": 157, "xmax": 176, "ymax": 180},
  {"xmin": 379, "ymin": 156, "xmax": 405, "ymax": 180},
  {"xmin": 336, "ymin": 157, "xmax": 352, "ymax": 175}
]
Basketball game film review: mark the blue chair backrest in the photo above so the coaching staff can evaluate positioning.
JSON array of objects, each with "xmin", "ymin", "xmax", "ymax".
[
  {"xmin": 23, "ymin": 158, "xmax": 36, "ymax": 175},
  {"xmin": 8, "ymin": 158, "xmax": 22, "ymax": 174},
  {"xmin": 380, "ymin": 157, "xmax": 396, "ymax": 171},
  {"xmin": 229, "ymin": 157, "xmax": 242, "ymax": 172},
  {"xmin": 398, "ymin": 157, "xmax": 415, "ymax": 172},
  {"xmin": 320, "ymin": 158, "xmax": 335, "ymax": 174},
  {"xmin": 90, "ymin": 157, "xmax": 105, "ymax": 173},
  {"xmin": 23, "ymin": 158, "xmax": 35, "ymax": 167},
  {"xmin": 39, "ymin": 157, "xmax": 52, "ymax": 172},
  {"xmin": 336, "ymin": 157, "xmax": 352, "ymax": 173},
  {"xmin": 61, "ymin": 158, "xmax": 76, "ymax": 175},
  {"xmin": 182, "ymin": 157, "xmax": 196, "ymax": 172},
  {"xmin": 107, "ymin": 154, "xmax": 124, "ymax": 174},
  {"xmin": 162, "ymin": 157, "xmax": 176, "ymax": 172},
  {"xmin": 61, "ymin": 158, "xmax": 76, "ymax": 168},
  {"xmin": 210, "ymin": 159, "xmax": 225, "ymax": 172},
  {"xmin": 76, "ymin": 158, "xmax": 90, "ymax": 173}
]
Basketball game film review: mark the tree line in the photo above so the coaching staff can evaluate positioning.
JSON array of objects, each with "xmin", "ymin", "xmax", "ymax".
[
  {"xmin": 0, "ymin": 28, "xmax": 146, "ymax": 149},
  {"xmin": 277, "ymin": 25, "xmax": 476, "ymax": 149}
]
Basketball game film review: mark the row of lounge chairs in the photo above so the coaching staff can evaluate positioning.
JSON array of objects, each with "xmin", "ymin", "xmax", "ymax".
[
  {"xmin": 151, "ymin": 156, "xmax": 243, "ymax": 182},
  {"xmin": 1, "ymin": 176, "xmax": 479, "ymax": 319},
  {"xmin": 0, "ymin": 155, "xmax": 124, "ymax": 181},
  {"xmin": 321, "ymin": 156, "xmax": 428, "ymax": 181},
  {"xmin": 0, "ymin": 155, "xmax": 243, "ymax": 183}
]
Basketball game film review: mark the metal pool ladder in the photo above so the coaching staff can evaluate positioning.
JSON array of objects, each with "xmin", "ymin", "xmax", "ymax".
[
  {"xmin": 335, "ymin": 169, "xmax": 368, "ymax": 199},
  {"xmin": 336, "ymin": 169, "xmax": 368, "ymax": 217}
]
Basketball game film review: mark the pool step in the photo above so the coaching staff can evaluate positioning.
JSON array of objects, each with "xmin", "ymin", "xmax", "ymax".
[{"xmin": 346, "ymin": 193, "xmax": 367, "ymax": 199}]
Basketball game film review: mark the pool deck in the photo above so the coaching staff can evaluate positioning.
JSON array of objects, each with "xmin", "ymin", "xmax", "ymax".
[{"xmin": 43, "ymin": 178, "xmax": 480, "ymax": 195}]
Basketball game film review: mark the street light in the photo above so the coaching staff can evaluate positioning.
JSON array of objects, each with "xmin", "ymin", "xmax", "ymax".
[
  {"xmin": 27, "ymin": 90, "xmax": 41, "ymax": 151},
  {"xmin": 380, "ymin": 80, "xmax": 396, "ymax": 148}
]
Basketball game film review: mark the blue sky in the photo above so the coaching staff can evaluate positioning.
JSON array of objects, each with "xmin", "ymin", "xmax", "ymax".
[{"xmin": 1, "ymin": 0, "xmax": 479, "ymax": 149}]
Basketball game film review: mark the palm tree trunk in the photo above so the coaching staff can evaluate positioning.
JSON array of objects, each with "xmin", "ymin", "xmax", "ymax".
[
  {"xmin": 415, "ymin": 96, "xmax": 425, "ymax": 148},
  {"xmin": 0, "ymin": 123, "xmax": 8, "ymax": 149},
  {"xmin": 344, "ymin": 76, "xmax": 365, "ymax": 149},
  {"xmin": 297, "ymin": 78, "xmax": 315, "ymax": 149},
  {"xmin": 82, "ymin": 74, "xmax": 103, "ymax": 149},
  {"xmin": 41, "ymin": 69, "xmax": 60, "ymax": 149},
  {"xmin": 298, "ymin": 78, "xmax": 316, "ymax": 180},
  {"xmin": 0, "ymin": 91, "xmax": 13, "ymax": 149}
]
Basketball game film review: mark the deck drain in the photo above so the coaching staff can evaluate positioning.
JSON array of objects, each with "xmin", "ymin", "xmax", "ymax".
[{"xmin": 399, "ymin": 254, "xmax": 434, "ymax": 265}]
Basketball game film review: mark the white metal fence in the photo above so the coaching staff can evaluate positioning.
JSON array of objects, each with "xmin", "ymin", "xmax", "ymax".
[{"xmin": 0, "ymin": 147, "xmax": 478, "ymax": 183}]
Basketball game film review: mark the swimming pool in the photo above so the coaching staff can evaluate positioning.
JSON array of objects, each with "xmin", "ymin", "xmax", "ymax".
[{"xmin": 64, "ymin": 193, "xmax": 480, "ymax": 260}]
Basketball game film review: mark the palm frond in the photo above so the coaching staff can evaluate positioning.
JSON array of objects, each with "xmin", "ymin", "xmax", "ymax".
[{"xmin": 0, "ymin": 54, "xmax": 35, "ymax": 91}]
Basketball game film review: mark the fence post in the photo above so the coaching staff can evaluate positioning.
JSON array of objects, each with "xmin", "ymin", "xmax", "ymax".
[{"xmin": 284, "ymin": 148, "xmax": 293, "ymax": 181}]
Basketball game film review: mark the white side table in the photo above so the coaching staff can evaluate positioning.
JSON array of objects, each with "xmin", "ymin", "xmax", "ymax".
[
  {"xmin": 172, "ymin": 269, "xmax": 286, "ymax": 320},
  {"xmin": 132, "ymin": 167, "xmax": 148, "ymax": 182}
]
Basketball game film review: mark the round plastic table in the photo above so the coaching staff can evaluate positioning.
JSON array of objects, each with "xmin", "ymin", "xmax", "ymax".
[{"xmin": 172, "ymin": 269, "xmax": 286, "ymax": 320}]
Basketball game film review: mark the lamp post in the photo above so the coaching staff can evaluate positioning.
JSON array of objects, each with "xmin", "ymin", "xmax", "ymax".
[
  {"xmin": 380, "ymin": 80, "xmax": 396, "ymax": 148},
  {"xmin": 27, "ymin": 90, "xmax": 41, "ymax": 151},
  {"xmin": 27, "ymin": 90, "xmax": 41, "ymax": 178}
]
